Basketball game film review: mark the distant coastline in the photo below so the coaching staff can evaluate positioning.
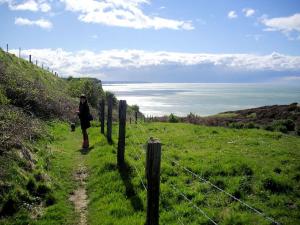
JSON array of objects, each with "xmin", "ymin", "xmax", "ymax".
[{"xmin": 102, "ymin": 82, "xmax": 300, "ymax": 117}]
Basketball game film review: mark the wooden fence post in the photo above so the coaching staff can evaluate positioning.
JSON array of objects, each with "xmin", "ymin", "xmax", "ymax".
[
  {"xmin": 36, "ymin": 60, "xmax": 37, "ymax": 66},
  {"xmin": 107, "ymin": 94, "xmax": 113, "ymax": 143},
  {"xmin": 117, "ymin": 100, "xmax": 126, "ymax": 167},
  {"xmin": 130, "ymin": 117, "xmax": 132, "ymax": 124},
  {"xmin": 29, "ymin": 55, "xmax": 31, "ymax": 63},
  {"xmin": 146, "ymin": 138, "xmax": 161, "ymax": 225},
  {"xmin": 99, "ymin": 98, "xmax": 105, "ymax": 134},
  {"xmin": 19, "ymin": 48, "xmax": 21, "ymax": 58},
  {"xmin": 135, "ymin": 111, "xmax": 138, "ymax": 124},
  {"xmin": 6, "ymin": 44, "xmax": 8, "ymax": 53}
]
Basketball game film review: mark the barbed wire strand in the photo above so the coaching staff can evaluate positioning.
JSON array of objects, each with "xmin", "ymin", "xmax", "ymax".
[
  {"xmin": 165, "ymin": 155, "xmax": 280, "ymax": 225},
  {"xmin": 160, "ymin": 190, "xmax": 186, "ymax": 225},
  {"xmin": 170, "ymin": 183, "xmax": 218, "ymax": 225}
]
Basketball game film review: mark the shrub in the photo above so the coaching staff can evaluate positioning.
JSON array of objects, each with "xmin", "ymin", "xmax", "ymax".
[
  {"xmin": 229, "ymin": 122, "xmax": 244, "ymax": 129},
  {"xmin": 45, "ymin": 193, "xmax": 56, "ymax": 206},
  {"xmin": 264, "ymin": 125, "xmax": 274, "ymax": 131},
  {"xmin": 26, "ymin": 178, "xmax": 37, "ymax": 194},
  {"xmin": 283, "ymin": 119, "xmax": 295, "ymax": 131},
  {"xmin": 244, "ymin": 122, "xmax": 259, "ymax": 129},
  {"xmin": 0, "ymin": 196, "xmax": 18, "ymax": 216},
  {"xmin": 168, "ymin": 113, "xmax": 179, "ymax": 123},
  {"xmin": 36, "ymin": 184, "xmax": 51, "ymax": 197}
]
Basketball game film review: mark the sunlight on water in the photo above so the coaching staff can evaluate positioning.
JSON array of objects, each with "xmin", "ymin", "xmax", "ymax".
[{"xmin": 103, "ymin": 83, "xmax": 300, "ymax": 116}]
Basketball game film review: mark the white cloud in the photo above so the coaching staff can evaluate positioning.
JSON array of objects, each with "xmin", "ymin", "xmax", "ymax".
[
  {"xmin": 0, "ymin": 0, "xmax": 51, "ymax": 12},
  {"xmin": 242, "ymin": 8, "xmax": 255, "ymax": 17},
  {"xmin": 10, "ymin": 48, "xmax": 300, "ymax": 78},
  {"xmin": 261, "ymin": 13, "xmax": 300, "ymax": 40},
  {"xmin": 60, "ymin": 0, "xmax": 194, "ymax": 30},
  {"xmin": 39, "ymin": 2, "xmax": 51, "ymax": 12},
  {"xmin": 228, "ymin": 10, "xmax": 237, "ymax": 19},
  {"xmin": 15, "ymin": 17, "xmax": 53, "ymax": 29}
]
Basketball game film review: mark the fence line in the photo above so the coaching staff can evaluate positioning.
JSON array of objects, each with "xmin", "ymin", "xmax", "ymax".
[
  {"xmin": 128, "ymin": 133, "xmax": 148, "ymax": 191},
  {"xmin": 3, "ymin": 44, "xmax": 59, "ymax": 77},
  {"xmin": 128, "ymin": 120, "xmax": 281, "ymax": 225},
  {"xmin": 159, "ymin": 191, "xmax": 186, "ymax": 225},
  {"xmin": 164, "ymin": 155, "xmax": 280, "ymax": 225},
  {"xmin": 170, "ymin": 183, "xmax": 219, "ymax": 225},
  {"xmin": 129, "ymin": 124, "xmax": 221, "ymax": 224}
]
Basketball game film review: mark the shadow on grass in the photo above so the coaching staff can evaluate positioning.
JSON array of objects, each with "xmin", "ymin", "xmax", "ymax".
[
  {"xmin": 118, "ymin": 161, "xmax": 144, "ymax": 212},
  {"xmin": 79, "ymin": 146, "xmax": 94, "ymax": 155}
]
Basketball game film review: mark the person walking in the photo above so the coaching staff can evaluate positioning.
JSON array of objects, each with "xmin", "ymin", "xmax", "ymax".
[{"xmin": 78, "ymin": 94, "xmax": 91, "ymax": 149}]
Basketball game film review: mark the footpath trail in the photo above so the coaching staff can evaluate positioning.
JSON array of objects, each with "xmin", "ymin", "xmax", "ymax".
[
  {"xmin": 69, "ymin": 164, "xmax": 88, "ymax": 225},
  {"xmin": 40, "ymin": 122, "xmax": 146, "ymax": 225}
]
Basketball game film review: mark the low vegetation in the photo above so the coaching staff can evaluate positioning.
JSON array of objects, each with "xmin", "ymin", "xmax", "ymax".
[
  {"xmin": 151, "ymin": 103, "xmax": 300, "ymax": 136},
  {"xmin": 0, "ymin": 49, "xmax": 142, "ymax": 222},
  {"xmin": 4, "ymin": 121, "xmax": 299, "ymax": 224}
]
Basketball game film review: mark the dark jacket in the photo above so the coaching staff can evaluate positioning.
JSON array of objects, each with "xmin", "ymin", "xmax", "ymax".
[{"xmin": 78, "ymin": 102, "xmax": 91, "ymax": 129}]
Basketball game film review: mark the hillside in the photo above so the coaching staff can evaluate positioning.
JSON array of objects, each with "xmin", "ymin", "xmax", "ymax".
[
  {"xmin": 0, "ymin": 49, "xmax": 106, "ymax": 219},
  {"xmin": 1, "ymin": 121, "xmax": 299, "ymax": 224},
  {"xmin": 155, "ymin": 104, "xmax": 300, "ymax": 135}
]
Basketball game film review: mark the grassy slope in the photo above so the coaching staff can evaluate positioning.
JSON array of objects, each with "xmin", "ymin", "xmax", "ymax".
[
  {"xmin": 3, "ymin": 121, "xmax": 298, "ymax": 224},
  {"xmin": 86, "ymin": 122, "xmax": 300, "ymax": 225},
  {"xmin": 0, "ymin": 122, "xmax": 80, "ymax": 224}
]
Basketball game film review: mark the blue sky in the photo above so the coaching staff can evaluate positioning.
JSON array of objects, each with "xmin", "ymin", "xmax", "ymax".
[{"xmin": 1, "ymin": 0, "xmax": 300, "ymax": 82}]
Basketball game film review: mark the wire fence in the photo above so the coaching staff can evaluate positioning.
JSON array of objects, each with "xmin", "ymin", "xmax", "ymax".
[
  {"xmin": 125, "ymin": 119, "xmax": 281, "ymax": 225},
  {"xmin": 2, "ymin": 43, "xmax": 59, "ymax": 77}
]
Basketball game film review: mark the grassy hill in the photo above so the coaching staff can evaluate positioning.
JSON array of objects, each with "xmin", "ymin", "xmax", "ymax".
[
  {"xmin": 0, "ymin": 49, "xmax": 106, "ymax": 220},
  {"xmin": 1, "ymin": 121, "xmax": 299, "ymax": 224}
]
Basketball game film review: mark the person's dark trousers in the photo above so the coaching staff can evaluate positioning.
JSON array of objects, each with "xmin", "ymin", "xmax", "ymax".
[{"xmin": 82, "ymin": 128, "xmax": 89, "ymax": 149}]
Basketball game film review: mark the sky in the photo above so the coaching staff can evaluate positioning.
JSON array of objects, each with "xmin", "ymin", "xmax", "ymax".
[{"xmin": 1, "ymin": 0, "xmax": 300, "ymax": 82}]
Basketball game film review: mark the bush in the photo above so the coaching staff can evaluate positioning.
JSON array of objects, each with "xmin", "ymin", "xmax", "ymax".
[
  {"xmin": 168, "ymin": 113, "xmax": 179, "ymax": 123},
  {"xmin": 26, "ymin": 178, "xmax": 37, "ymax": 194},
  {"xmin": 283, "ymin": 119, "xmax": 295, "ymax": 131},
  {"xmin": 264, "ymin": 119, "xmax": 296, "ymax": 133},
  {"xmin": 229, "ymin": 122, "xmax": 244, "ymax": 129},
  {"xmin": 0, "ymin": 196, "xmax": 18, "ymax": 216},
  {"xmin": 36, "ymin": 184, "xmax": 51, "ymax": 197},
  {"xmin": 45, "ymin": 193, "xmax": 56, "ymax": 206},
  {"xmin": 244, "ymin": 122, "xmax": 259, "ymax": 129}
]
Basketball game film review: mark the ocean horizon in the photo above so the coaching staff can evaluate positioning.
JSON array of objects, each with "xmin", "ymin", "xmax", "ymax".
[{"xmin": 102, "ymin": 82, "xmax": 300, "ymax": 116}]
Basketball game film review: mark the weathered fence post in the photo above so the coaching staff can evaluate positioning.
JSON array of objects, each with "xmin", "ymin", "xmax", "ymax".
[
  {"xmin": 99, "ymin": 98, "xmax": 105, "ymax": 134},
  {"xmin": 146, "ymin": 138, "xmax": 161, "ymax": 225},
  {"xmin": 36, "ymin": 60, "xmax": 37, "ymax": 66},
  {"xmin": 117, "ymin": 100, "xmax": 127, "ymax": 167},
  {"xmin": 42, "ymin": 64, "xmax": 43, "ymax": 69},
  {"xmin": 6, "ymin": 44, "xmax": 8, "ymax": 53},
  {"xmin": 135, "ymin": 111, "xmax": 138, "ymax": 124},
  {"xmin": 107, "ymin": 94, "xmax": 113, "ymax": 143},
  {"xmin": 29, "ymin": 55, "xmax": 31, "ymax": 63},
  {"xmin": 19, "ymin": 48, "xmax": 21, "ymax": 58}
]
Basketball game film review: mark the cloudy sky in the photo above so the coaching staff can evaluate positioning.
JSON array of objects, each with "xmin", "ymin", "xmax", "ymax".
[{"xmin": 1, "ymin": 0, "xmax": 300, "ymax": 82}]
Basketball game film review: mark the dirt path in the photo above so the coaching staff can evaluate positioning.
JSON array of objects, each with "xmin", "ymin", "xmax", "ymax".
[{"xmin": 69, "ymin": 165, "xmax": 88, "ymax": 225}]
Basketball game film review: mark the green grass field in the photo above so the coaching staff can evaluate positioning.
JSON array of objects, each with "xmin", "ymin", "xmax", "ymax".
[{"xmin": 2, "ymin": 121, "xmax": 299, "ymax": 225}]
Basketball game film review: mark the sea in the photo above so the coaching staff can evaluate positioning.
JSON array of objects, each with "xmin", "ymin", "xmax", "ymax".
[{"xmin": 102, "ymin": 83, "xmax": 300, "ymax": 116}]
